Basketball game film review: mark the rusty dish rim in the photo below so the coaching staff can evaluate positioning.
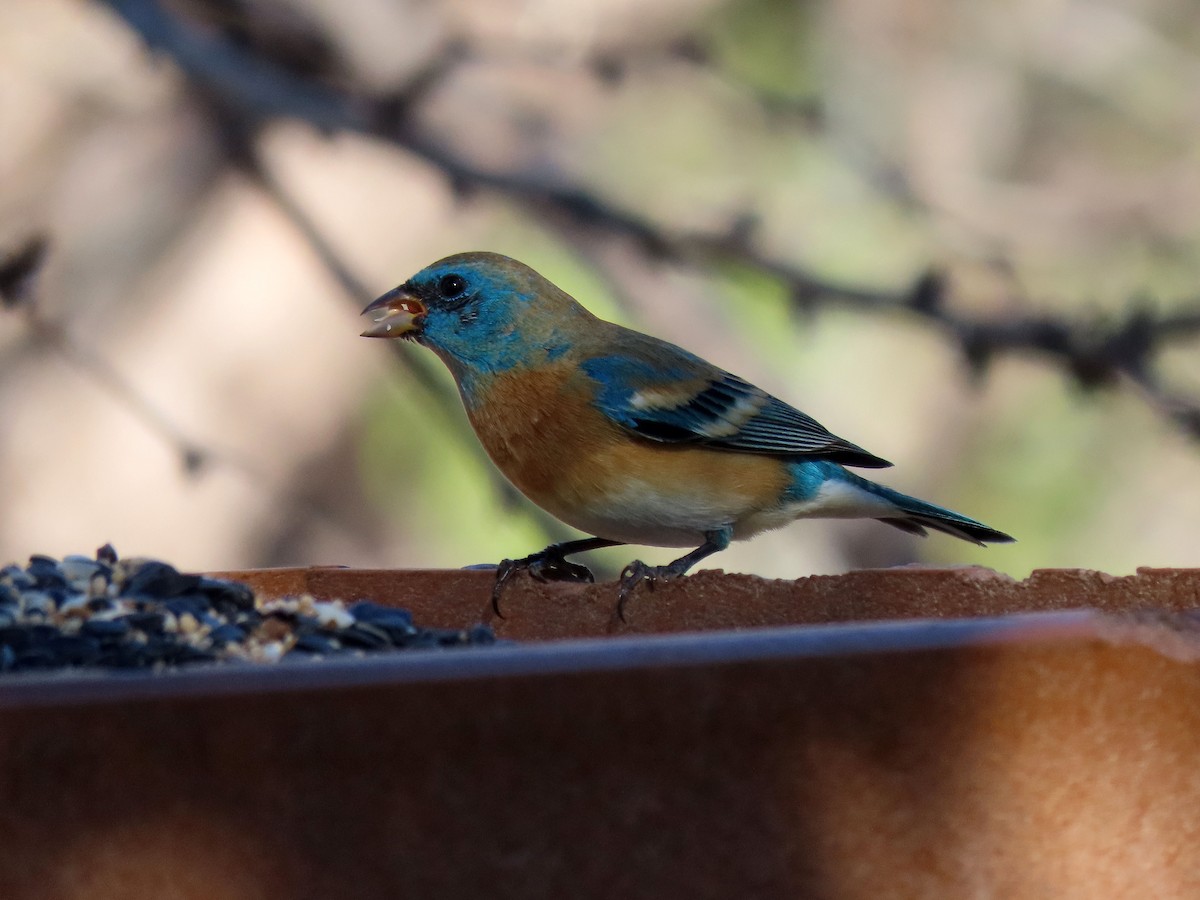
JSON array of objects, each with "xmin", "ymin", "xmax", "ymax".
[{"xmin": 0, "ymin": 610, "xmax": 1099, "ymax": 710}]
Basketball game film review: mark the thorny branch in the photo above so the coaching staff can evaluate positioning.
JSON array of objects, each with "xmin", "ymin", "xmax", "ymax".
[{"xmin": 94, "ymin": 0, "xmax": 1200, "ymax": 443}]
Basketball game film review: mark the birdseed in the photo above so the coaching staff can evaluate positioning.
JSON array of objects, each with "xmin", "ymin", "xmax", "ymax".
[{"xmin": 0, "ymin": 544, "xmax": 496, "ymax": 673}]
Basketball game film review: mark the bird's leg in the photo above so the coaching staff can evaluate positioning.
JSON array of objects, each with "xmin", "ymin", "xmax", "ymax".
[
  {"xmin": 617, "ymin": 528, "xmax": 732, "ymax": 620},
  {"xmin": 492, "ymin": 537, "xmax": 625, "ymax": 615}
]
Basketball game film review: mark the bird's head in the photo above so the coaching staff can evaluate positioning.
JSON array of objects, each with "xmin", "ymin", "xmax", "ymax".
[{"xmin": 362, "ymin": 252, "xmax": 590, "ymax": 381}]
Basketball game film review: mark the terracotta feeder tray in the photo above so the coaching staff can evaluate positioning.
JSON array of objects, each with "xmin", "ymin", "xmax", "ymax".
[{"xmin": 2, "ymin": 565, "xmax": 1199, "ymax": 899}]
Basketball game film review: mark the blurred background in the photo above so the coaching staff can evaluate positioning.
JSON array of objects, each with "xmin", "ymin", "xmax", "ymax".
[{"xmin": 0, "ymin": 0, "xmax": 1198, "ymax": 580}]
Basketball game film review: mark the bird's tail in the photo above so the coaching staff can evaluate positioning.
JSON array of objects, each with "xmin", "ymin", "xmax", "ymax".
[{"xmin": 850, "ymin": 473, "xmax": 1014, "ymax": 546}]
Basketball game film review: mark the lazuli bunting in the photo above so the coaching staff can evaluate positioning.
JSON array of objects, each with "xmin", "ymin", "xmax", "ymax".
[{"xmin": 362, "ymin": 252, "xmax": 1013, "ymax": 612}]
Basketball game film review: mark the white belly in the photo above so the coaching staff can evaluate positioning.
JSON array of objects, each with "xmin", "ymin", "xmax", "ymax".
[
  {"xmin": 558, "ymin": 473, "xmax": 896, "ymax": 548},
  {"xmin": 558, "ymin": 476, "xmax": 806, "ymax": 548}
]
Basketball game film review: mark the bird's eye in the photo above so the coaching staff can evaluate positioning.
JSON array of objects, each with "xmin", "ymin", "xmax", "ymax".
[{"xmin": 437, "ymin": 274, "xmax": 467, "ymax": 299}]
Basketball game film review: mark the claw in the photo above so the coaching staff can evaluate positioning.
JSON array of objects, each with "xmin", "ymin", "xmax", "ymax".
[
  {"xmin": 615, "ymin": 560, "xmax": 680, "ymax": 622},
  {"xmin": 490, "ymin": 559, "xmax": 520, "ymax": 617},
  {"xmin": 614, "ymin": 529, "xmax": 732, "ymax": 621},
  {"xmin": 491, "ymin": 551, "xmax": 598, "ymax": 616}
]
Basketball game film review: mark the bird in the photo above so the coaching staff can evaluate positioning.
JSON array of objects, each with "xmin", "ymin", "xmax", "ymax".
[{"xmin": 361, "ymin": 251, "xmax": 1013, "ymax": 615}]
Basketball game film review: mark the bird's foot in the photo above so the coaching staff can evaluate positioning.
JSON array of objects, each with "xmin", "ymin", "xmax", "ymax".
[
  {"xmin": 491, "ymin": 551, "xmax": 597, "ymax": 616},
  {"xmin": 616, "ymin": 560, "xmax": 686, "ymax": 621}
]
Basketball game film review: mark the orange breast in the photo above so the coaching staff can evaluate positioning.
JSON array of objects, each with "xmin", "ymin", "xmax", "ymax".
[
  {"xmin": 464, "ymin": 366, "xmax": 611, "ymax": 507},
  {"xmin": 464, "ymin": 366, "xmax": 790, "ymax": 544}
]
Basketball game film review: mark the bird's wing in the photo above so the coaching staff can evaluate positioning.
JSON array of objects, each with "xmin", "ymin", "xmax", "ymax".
[{"xmin": 579, "ymin": 333, "xmax": 891, "ymax": 468}]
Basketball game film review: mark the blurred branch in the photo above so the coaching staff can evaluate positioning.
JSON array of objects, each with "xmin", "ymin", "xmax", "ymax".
[
  {"xmin": 692, "ymin": 235, "xmax": 1200, "ymax": 434},
  {"xmin": 225, "ymin": 129, "xmax": 571, "ymax": 540},
  {"xmin": 98, "ymin": 0, "xmax": 364, "ymax": 130},
  {"xmin": 0, "ymin": 237, "xmax": 49, "ymax": 310},
  {"xmin": 0, "ymin": 236, "xmax": 361, "ymax": 540},
  {"xmin": 96, "ymin": 0, "xmax": 1200, "ymax": 441},
  {"xmin": 247, "ymin": 187, "xmax": 634, "ymax": 541},
  {"xmin": 591, "ymin": 34, "xmax": 826, "ymax": 129},
  {"xmin": 213, "ymin": 113, "xmax": 462, "ymax": 414}
]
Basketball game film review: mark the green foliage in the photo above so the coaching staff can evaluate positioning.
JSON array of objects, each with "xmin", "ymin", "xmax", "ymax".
[{"xmin": 706, "ymin": 0, "xmax": 819, "ymax": 97}]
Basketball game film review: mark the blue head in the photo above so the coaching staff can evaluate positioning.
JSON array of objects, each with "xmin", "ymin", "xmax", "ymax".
[{"xmin": 362, "ymin": 252, "xmax": 592, "ymax": 391}]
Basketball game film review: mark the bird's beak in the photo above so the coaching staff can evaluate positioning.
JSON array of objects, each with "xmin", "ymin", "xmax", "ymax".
[{"xmin": 360, "ymin": 287, "xmax": 426, "ymax": 338}]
